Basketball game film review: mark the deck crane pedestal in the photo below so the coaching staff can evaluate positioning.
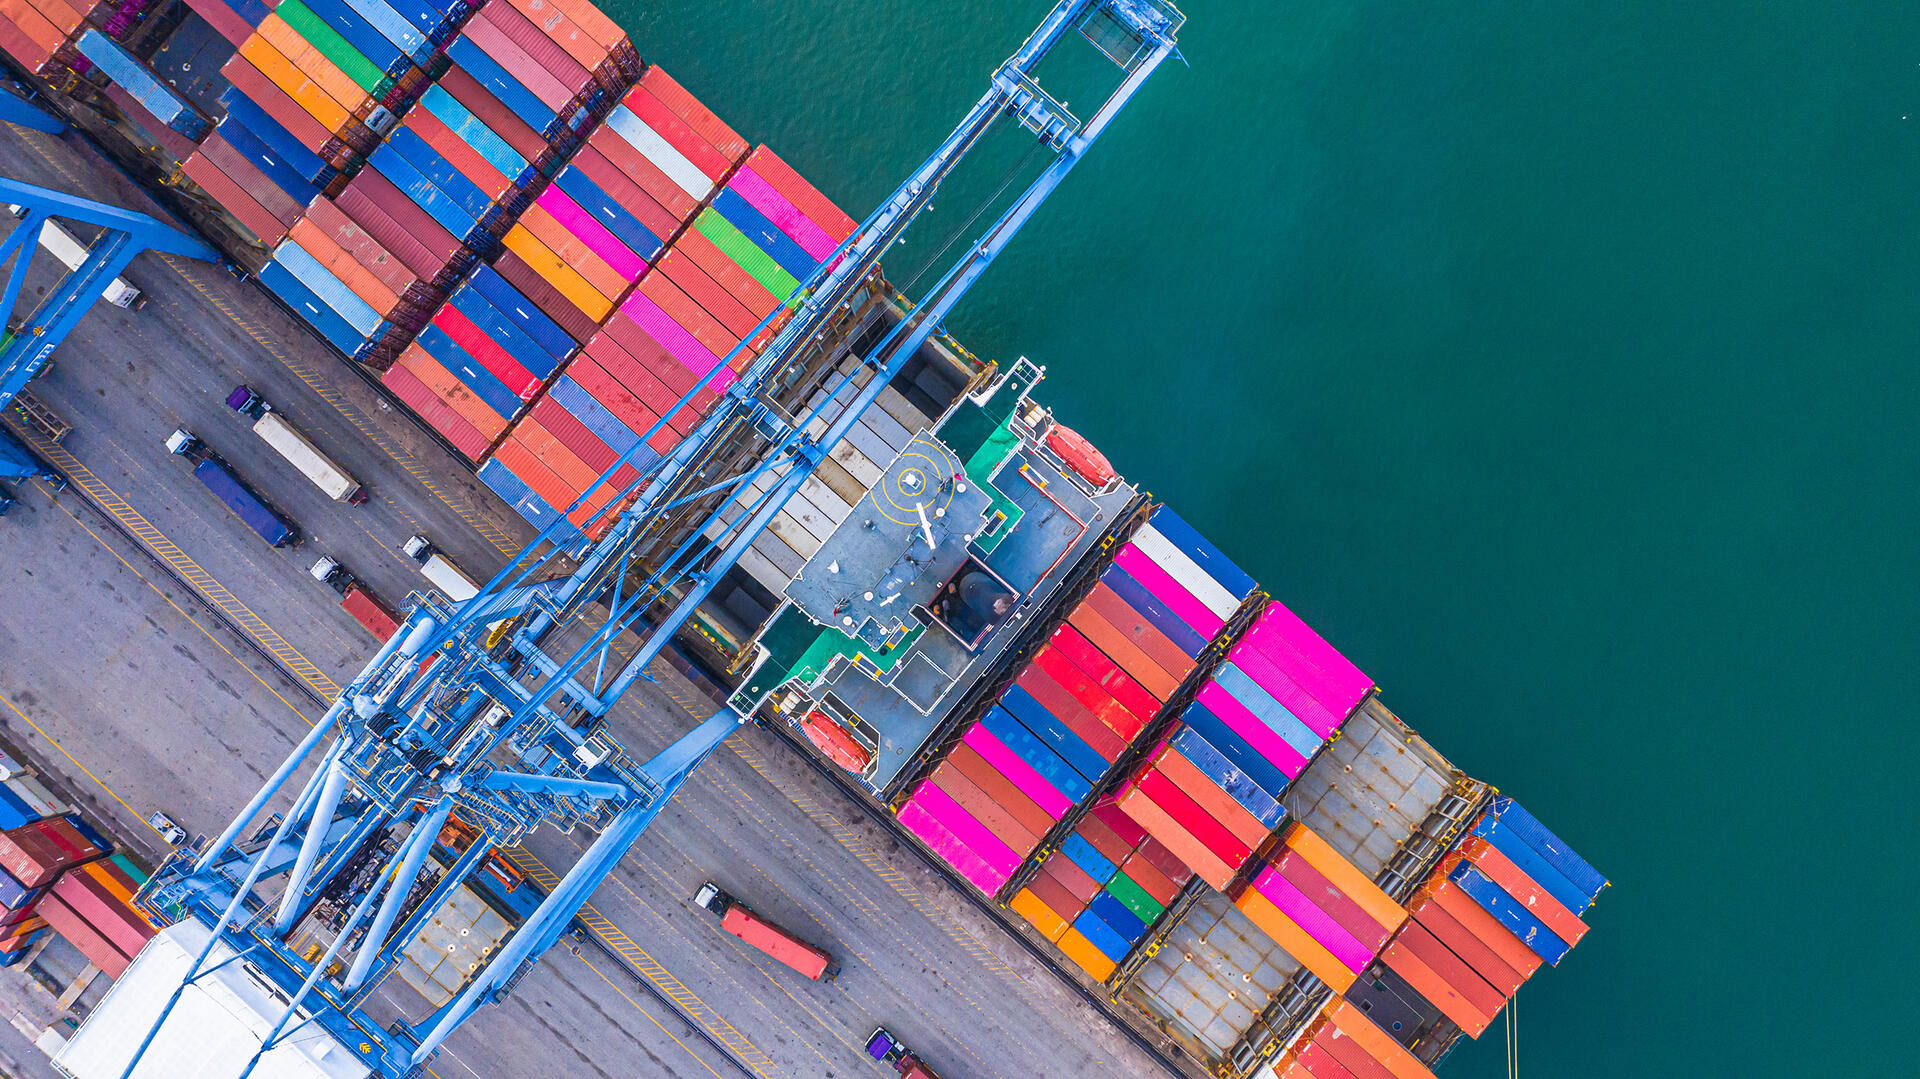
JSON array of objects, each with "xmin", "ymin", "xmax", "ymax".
[{"xmin": 54, "ymin": 3, "xmax": 1184, "ymax": 1076}]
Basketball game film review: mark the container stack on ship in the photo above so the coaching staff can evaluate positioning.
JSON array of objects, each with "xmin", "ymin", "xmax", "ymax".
[{"xmin": 0, "ymin": 4, "xmax": 1604, "ymax": 1076}]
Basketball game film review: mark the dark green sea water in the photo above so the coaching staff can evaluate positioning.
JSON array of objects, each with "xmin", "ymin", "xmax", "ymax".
[{"xmin": 622, "ymin": 3, "xmax": 1920, "ymax": 1073}]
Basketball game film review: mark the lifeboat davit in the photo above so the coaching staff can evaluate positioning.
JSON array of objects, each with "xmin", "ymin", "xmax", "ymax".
[
  {"xmin": 1045, "ymin": 424, "xmax": 1116, "ymax": 487},
  {"xmin": 801, "ymin": 711, "xmax": 873, "ymax": 773}
]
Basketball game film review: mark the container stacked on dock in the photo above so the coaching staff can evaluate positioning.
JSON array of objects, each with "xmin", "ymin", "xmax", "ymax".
[
  {"xmin": 0, "ymin": 811, "xmax": 152, "ymax": 977},
  {"xmin": 477, "ymin": 134, "xmax": 858, "ymax": 538},
  {"xmin": 1008, "ymin": 800, "xmax": 1191, "ymax": 983}
]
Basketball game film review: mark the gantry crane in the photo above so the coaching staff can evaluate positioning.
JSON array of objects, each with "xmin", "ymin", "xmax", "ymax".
[{"xmin": 67, "ymin": 4, "xmax": 1184, "ymax": 1076}]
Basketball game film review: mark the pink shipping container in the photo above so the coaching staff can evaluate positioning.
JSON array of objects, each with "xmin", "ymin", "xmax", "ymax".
[
  {"xmin": 1112, "ymin": 543, "xmax": 1225, "ymax": 637},
  {"xmin": 910, "ymin": 782, "xmax": 1020, "ymax": 879},
  {"xmin": 1255, "ymin": 867, "xmax": 1374, "ymax": 974},
  {"xmin": 622, "ymin": 292, "xmax": 722, "ymax": 377},
  {"xmin": 897, "ymin": 799, "xmax": 1007, "ymax": 895},
  {"xmin": 1195, "ymin": 682, "xmax": 1311, "ymax": 778},
  {"xmin": 1227, "ymin": 642, "xmax": 1349, "ymax": 740},
  {"xmin": 1238, "ymin": 600, "xmax": 1374, "ymax": 707},
  {"xmin": 960, "ymin": 723, "xmax": 1072, "ymax": 819}
]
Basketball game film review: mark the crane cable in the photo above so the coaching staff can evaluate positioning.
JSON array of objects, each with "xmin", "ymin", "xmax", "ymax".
[
  {"xmin": 897, "ymin": 138, "xmax": 1047, "ymax": 297},
  {"xmin": 1507, "ymin": 990, "xmax": 1519, "ymax": 1078}
]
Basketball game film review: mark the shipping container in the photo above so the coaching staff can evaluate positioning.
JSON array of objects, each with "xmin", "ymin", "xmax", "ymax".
[{"xmin": 189, "ymin": 456, "xmax": 298, "ymax": 546}]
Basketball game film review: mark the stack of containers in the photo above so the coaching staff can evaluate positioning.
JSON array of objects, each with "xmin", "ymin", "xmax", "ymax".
[
  {"xmin": 41, "ymin": 857, "xmax": 154, "ymax": 979},
  {"xmin": 1119, "ymin": 732, "xmax": 1287, "ymax": 891},
  {"xmin": 0, "ymin": 816, "xmax": 107, "ymax": 967},
  {"xmin": 1271, "ymin": 1000, "xmax": 1439, "ymax": 1079},
  {"xmin": 1110, "ymin": 505, "xmax": 1259, "ymax": 649},
  {"xmin": 0, "ymin": 782, "xmax": 51, "ymax": 966},
  {"xmin": 0, "ymin": 0, "xmax": 85, "ymax": 75},
  {"xmin": 1230, "ymin": 823, "xmax": 1407, "ymax": 995},
  {"xmin": 1363, "ymin": 797, "xmax": 1603, "ymax": 1042},
  {"xmin": 383, "ymin": 263, "xmax": 573, "ymax": 460},
  {"xmin": 1008, "ymin": 800, "xmax": 1191, "ymax": 983},
  {"xmin": 73, "ymin": 29, "xmax": 214, "ymax": 154},
  {"xmin": 479, "ymin": 131, "xmax": 859, "ymax": 538}
]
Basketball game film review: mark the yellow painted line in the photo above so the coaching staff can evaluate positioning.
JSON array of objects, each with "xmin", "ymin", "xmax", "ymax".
[
  {"xmin": 501, "ymin": 847, "xmax": 778, "ymax": 1076},
  {"xmin": 154, "ymin": 253, "xmax": 522, "ymax": 558},
  {"xmin": 8, "ymin": 421, "xmax": 343, "ymax": 701},
  {"xmin": 573, "ymin": 953, "xmax": 729, "ymax": 1079}
]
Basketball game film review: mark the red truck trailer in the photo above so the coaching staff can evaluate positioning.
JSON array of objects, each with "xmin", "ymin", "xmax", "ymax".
[{"xmin": 694, "ymin": 883, "xmax": 837, "ymax": 981}]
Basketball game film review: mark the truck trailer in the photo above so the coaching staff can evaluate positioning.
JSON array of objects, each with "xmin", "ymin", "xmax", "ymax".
[
  {"xmin": 226, "ymin": 386, "xmax": 367, "ymax": 504},
  {"xmin": 311, "ymin": 557, "xmax": 402, "ymax": 640},
  {"xmin": 403, "ymin": 535, "xmax": 480, "ymax": 603},
  {"xmin": 694, "ymin": 883, "xmax": 838, "ymax": 981},
  {"xmin": 166, "ymin": 430, "xmax": 297, "ymax": 547}
]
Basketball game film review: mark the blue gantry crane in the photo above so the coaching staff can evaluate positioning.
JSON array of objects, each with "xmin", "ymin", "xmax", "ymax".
[
  {"xmin": 0, "ymin": 176, "xmax": 216, "ymax": 412},
  {"xmin": 67, "ymin": 4, "xmax": 1184, "ymax": 1076}
]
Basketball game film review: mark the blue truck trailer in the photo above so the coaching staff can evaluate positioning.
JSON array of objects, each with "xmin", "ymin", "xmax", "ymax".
[{"xmin": 166, "ymin": 429, "xmax": 299, "ymax": 547}]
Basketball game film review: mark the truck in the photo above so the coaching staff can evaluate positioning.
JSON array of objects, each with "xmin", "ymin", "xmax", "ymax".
[
  {"xmin": 225, "ymin": 385, "xmax": 367, "ymax": 504},
  {"xmin": 7, "ymin": 205, "xmax": 142, "ymax": 308},
  {"xmin": 693, "ymin": 882, "xmax": 838, "ymax": 981},
  {"xmin": 166, "ymin": 429, "xmax": 299, "ymax": 547},
  {"xmin": 310, "ymin": 556, "xmax": 403, "ymax": 640},
  {"xmin": 864, "ymin": 1028, "xmax": 945, "ymax": 1079},
  {"xmin": 403, "ymin": 535, "xmax": 480, "ymax": 603}
]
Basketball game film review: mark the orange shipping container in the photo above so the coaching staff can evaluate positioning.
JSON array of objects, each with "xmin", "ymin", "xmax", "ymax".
[
  {"xmin": 1379, "ymin": 935, "xmax": 1494, "ymax": 1037},
  {"xmin": 1054, "ymin": 926, "xmax": 1117, "ymax": 982},
  {"xmin": 1232, "ymin": 886, "xmax": 1357, "ymax": 993},
  {"xmin": 503, "ymin": 0, "xmax": 604, "ymax": 69},
  {"xmin": 512, "ymin": 417, "xmax": 601, "ymax": 495},
  {"xmin": 0, "ymin": 0, "xmax": 63, "ymax": 54},
  {"xmin": 79, "ymin": 860, "xmax": 135, "ymax": 904},
  {"xmin": 517, "ymin": 205, "xmax": 627, "ymax": 302},
  {"xmin": 397, "ymin": 346, "xmax": 511, "ymax": 439},
  {"xmin": 1009, "ymin": 888, "xmax": 1069, "ymax": 943},
  {"xmin": 1284, "ymin": 824, "xmax": 1408, "ymax": 936},
  {"xmin": 1067, "ymin": 601, "xmax": 1180, "ymax": 700},
  {"xmin": 1322, "ymin": 1000, "xmax": 1436, "ymax": 1079},
  {"xmin": 1421, "ymin": 880, "xmax": 1542, "ymax": 981},
  {"xmin": 1153, "ymin": 746, "xmax": 1268, "ymax": 850},
  {"xmin": 491, "ymin": 437, "xmax": 575, "ymax": 516},
  {"xmin": 240, "ymin": 36, "xmax": 351, "ymax": 130},
  {"xmin": 1405, "ymin": 895, "xmax": 1524, "ymax": 997},
  {"xmin": 1114, "ymin": 783, "xmax": 1232, "ymax": 890},
  {"xmin": 32, "ymin": 0, "xmax": 85, "ymax": 34},
  {"xmin": 503, "ymin": 224, "xmax": 615, "ymax": 321},
  {"xmin": 1456, "ymin": 837, "xmax": 1588, "ymax": 946},
  {"xmin": 540, "ymin": 0, "xmax": 622, "ymax": 50},
  {"xmin": 289, "ymin": 221, "xmax": 398, "ymax": 314},
  {"xmin": 641, "ymin": 272, "xmax": 739, "ymax": 361},
  {"xmin": 255, "ymin": 17, "xmax": 366, "ymax": 114}
]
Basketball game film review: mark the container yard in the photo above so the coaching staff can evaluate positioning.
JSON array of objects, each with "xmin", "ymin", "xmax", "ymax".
[{"xmin": 0, "ymin": 2, "xmax": 1613, "ymax": 1078}]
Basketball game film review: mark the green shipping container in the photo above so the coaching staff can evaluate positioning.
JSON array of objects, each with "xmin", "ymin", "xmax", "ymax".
[
  {"xmin": 276, "ymin": 1, "xmax": 384, "ymax": 94},
  {"xmin": 695, "ymin": 209, "xmax": 800, "ymax": 300},
  {"xmin": 1106, "ymin": 870, "xmax": 1165, "ymax": 925}
]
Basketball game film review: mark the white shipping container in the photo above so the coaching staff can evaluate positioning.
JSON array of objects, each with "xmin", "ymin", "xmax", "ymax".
[
  {"xmin": 420, "ymin": 554, "xmax": 479, "ymax": 603},
  {"xmin": 9, "ymin": 209, "xmax": 141, "ymax": 308},
  {"xmin": 252, "ymin": 413, "xmax": 360, "ymax": 502}
]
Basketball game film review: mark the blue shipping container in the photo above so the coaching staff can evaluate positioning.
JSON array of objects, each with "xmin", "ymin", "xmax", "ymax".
[
  {"xmin": 192, "ymin": 458, "xmax": 296, "ymax": 546},
  {"xmin": 446, "ymin": 285, "xmax": 555, "ymax": 379},
  {"xmin": 217, "ymin": 117, "xmax": 321, "ymax": 208},
  {"xmin": 1087, "ymin": 890, "xmax": 1147, "ymax": 941},
  {"xmin": 1168, "ymin": 725, "xmax": 1286, "ymax": 828},
  {"xmin": 301, "ymin": 0, "xmax": 406, "ymax": 74},
  {"xmin": 1211, "ymin": 663, "xmax": 1325, "ymax": 761},
  {"xmin": 1146, "ymin": 504, "xmax": 1258, "ymax": 601},
  {"xmin": 478, "ymin": 458, "xmax": 580, "ymax": 539},
  {"xmin": 414, "ymin": 325, "xmax": 520, "ymax": 419},
  {"xmin": 980, "ymin": 706, "xmax": 1088, "ymax": 804},
  {"xmin": 217, "ymin": 89, "xmax": 331, "ymax": 184},
  {"xmin": 1447, "ymin": 862, "xmax": 1571, "ymax": 966},
  {"xmin": 711, "ymin": 189, "xmax": 817, "ymax": 280},
  {"xmin": 1478, "ymin": 798, "xmax": 1606, "ymax": 904},
  {"xmin": 1177, "ymin": 701, "xmax": 1291, "ymax": 799},
  {"xmin": 339, "ymin": 0, "xmax": 431, "ymax": 61},
  {"xmin": 75, "ymin": 30, "xmax": 210, "ymax": 141},
  {"xmin": 447, "ymin": 37, "xmax": 556, "ymax": 134},
  {"xmin": 1071, "ymin": 908, "xmax": 1132, "ymax": 963},
  {"xmin": 998, "ymin": 684, "xmax": 1110, "ymax": 784},
  {"xmin": 385, "ymin": 127, "xmax": 495, "ymax": 220},
  {"xmin": 1100, "ymin": 563, "xmax": 1209, "ymax": 656},
  {"xmin": 1059, "ymin": 834, "xmax": 1116, "ymax": 884},
  {"xmin": 258, "ymin": 260, "xmax": 368, "ymax": 356},
  {"xmin": 550, "ymin": 378, "xmax": 650, "ymax": 463},
  {"xmin": 61, "ymin": 814, "xmax": 112, "ymax": 857},
  {"xmin": 420, "ymin": 85, "xmax": 530, "ymax": 184},
  {"xmin": 370, "ymin": 143, "xmax": 480, "ymax": 241},
  {"xmin": 273, "ymin": 242, "xmax": 383, "ymax": 336},
  {"xmin": 553, "ymin": 166, "xmax": 663, "ymax": 263},
  {"xmin": 469, "ymin": 267, "xmax": 572, "ymax": 363},
  {"xmin": 1470, "ymin": 818, "xmax": 1591, "ymax": 916}
]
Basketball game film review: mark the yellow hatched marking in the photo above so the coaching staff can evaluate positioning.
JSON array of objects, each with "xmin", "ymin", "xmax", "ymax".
[
  {"xmin": 10, "ymin": 423, "xmax": 343, "ymax": 701},
  {"xmin": 154, "ymin": 253, "xmax": 521, "ymax": 558},
  {"xmin": 500, "ymin": 848, "xmax": 778, "ymax": 1075}
]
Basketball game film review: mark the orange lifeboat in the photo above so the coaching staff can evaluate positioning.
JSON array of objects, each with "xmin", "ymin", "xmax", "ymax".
[
  {"xmin": 801, "ymin": 711, "xmax": 873, "ymax": 773},
  {"xmin": 1044, "ymin": 424, "xmax": 1116, "ymax": 487}
]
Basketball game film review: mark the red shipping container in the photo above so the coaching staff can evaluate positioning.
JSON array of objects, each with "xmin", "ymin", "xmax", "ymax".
[
  {"xmin": 181, "ymin": 153, "xmax": 286, "ymax": 246},
  {"xmin": 641, "ymin": 272, "xmax": 739, "ymax": 362},
  {"xmin": 640, "ymin": 67, "xmax": 747, "ymax": 163},
  {"xmin": 530, "ymin": 396, "xmax": 640, "ymax": 490},
  {"xmin": 36, "ymin": 819, "xmax": 98, "ymax": 863},
  {"xmin": 1154, "ymin": 747, "xmax": 1267, "ymax": 851},
  {"xmin": 500, "ymin": 0, "xmax": 605, "ymax": 71},
  {"xmin": 198, "ymin": 135, "xmax": 303, "ymax": 226},
  {"xmin": 1387, "ymin": 922, "xmax": 1503, "ymax": 1032},
  {"xmin": 382, "ymin": 361, "xmax": 492, "ymax": 460},
  {"xmin": 406, "ymin": 108, "xmax": 512, "ymax": 200},
  {"xmin": 221, "ymin": 56, "xmax": 332, "ymax": 155},
  {"xmin": 1456, "ymin": 837, "xmax": 1588, "ymax": 946},
  {"xmin": 1022, "ymin": 867, "xmax": 1085, "ymax": 924},
  {"xmin": 0, "ymin": 14, "xmax": 52, "ymax": 72},
  {"xmin": 1423, "ymin": 880, "xmax": 1544, "ymax": 981},
  {"xmin": 341, "ymin": 585, "xmax": 402, "ymax": 640},
  {"xmin": 1289, "ymin": 1040, "xmax": 1360, "ymax": 1079},
  {"xmin": 0, "ymin": 1, "xmax": 62, "ymax": 58},
  {"xmin": 1040, "ymin": 854, "xmax": 1099, "ymax": 905},
  {"xmin": 490, "ymin": 437, "xmax": 575, "ymax": 515},
  {"xmin": 1114, "ymin": 783, "xmax": 1232, "ymax": 891},
  {"xmin": 440, "ymin": 66, "xmax": 548, "ymax": 164},
  {"xmin": 493, "ymin": 251, "xmax": 596, "ymax": 344},
  {"xmin": 34, "ymin": 892, "xmax": 131, "ymax": 978},
  {"xmin": 744, "ymin": 144, "xmax": 857, "ymax": 243},
  {"xmin": 565, "ymin": 356, "xmax": 681, "ymax": 456},
  {"xmin": 1042, "ymin": 627, "xmax": 1159, "ymax": 731},
  {"xmin": 540, "ymin": 0, "xmax": 622, "ymax": 50},
  {"xmin": 719, "ymin": 905, "xmax": 830, "ymax": 981},
  {"xmin": 1272, "ymin": 849, "xmax": 1393, "ymax": 952},
  {"xmin": 1311, "ymin": 1023, "xmax": 1393, "ymax": 1079},
  {"xmin": 475, "ymin": 1, "xmax": 589, "ymax": 90},
  {"xmin": 333, "ymin": 184, "xmax": 447, "ymax": 281},
  {"xmin": 511, "ymin": 417, "xmax": 600, "ymax": 495},
  {"xmin": 183, "ymin": 0, "xmax": 252, "ymax": 46},
  {"xmin": 1136, "ymin": 835, "xmax": 1195, "ymax": 886},
  {"xmin": 288, "ymin": 223, "xmax": 399, "ymax": 315},
  {"xmin": 619, "ymin": 84, "xmax": 736, "ymax": 181},
  {"xmin": 302, "ymin": 199, "xmax": 420, "ymax": 296},
  {"xmin": 1135, "ymin": 768, "xmax": 1250, "ymax": 867},
  {"xmin": 350, "ymin": 169, "xmax": 460, "ymax": 266},
  {"xmin": 656, "ymin": 249, "xmax": 760, "ymax": 340},
  {"xmin": 1083, "ymin": 582, "xmax": 1197, "ymax": 684},
  {"xmin": 568, "ymin": 144, "xmax": 679, "ymax": 242},
  {"xmin": 395, "ymin": 344, "xmax": 510, "ymax": 439},
  {"xmin": 52, "ymin": 872, "xmax": 153, "ymax": 957},
  {"xmin": 673, "ymin": 226, "xmax": 781, "ymax": 319},
  {"xmin": 944, "ymin": 742, "xmax": 1055, "ymax": 839},
  {"xmin": 433, "ymin": 307, "xmax": 539, "ymax": 401},
  {"xmin": 587, "ymin": 125, "xmax": 697, "ymax": 221},
  {"xmin": 1073, "ymin": 814, "xmax": 1134, "ymax": 867},
  {"xmin": 1088, "ymin": 798, "xmax": 1149, "ymax": 849},
  {"xmin": 584, "ymin": 335, "xmax": 693, "ymax": 435},
  {"xmin": 926, "ymin": 765, "xmax": 1039, "ymax": 857},
  {"xmin": 1013, "ymin": 666, "xmax": 1128, "ymax": 762},
  {"xmin": 1117, "ymin": 851, "xmax": 1180, "ymax": 907},
  {"xmin": 1067, "ymin": 600, "xmax": 1178, "ymax": 701},
  {"xmin": 464, "ymin": 16, "xmax": 575, "ymax": 110},
  {"xmin": 565, "ymin": 480, "xmax": 618, "ymax": 534},
  {"xmin": 1406, "ymin": 897, "xmax": 1524, "ymax": 998},
  {"xmin": 1026, "ymin": 644, "xmax": 1145, "ymax": 743},
  {"xmin": 0, "ymin": 827, "xmax": 69, "ymax": 888}
]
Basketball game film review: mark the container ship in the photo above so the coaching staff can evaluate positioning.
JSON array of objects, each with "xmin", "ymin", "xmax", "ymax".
[{"xmin": 0, "ymin": 1, "xmax": 1605, "ymax": 1076}]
